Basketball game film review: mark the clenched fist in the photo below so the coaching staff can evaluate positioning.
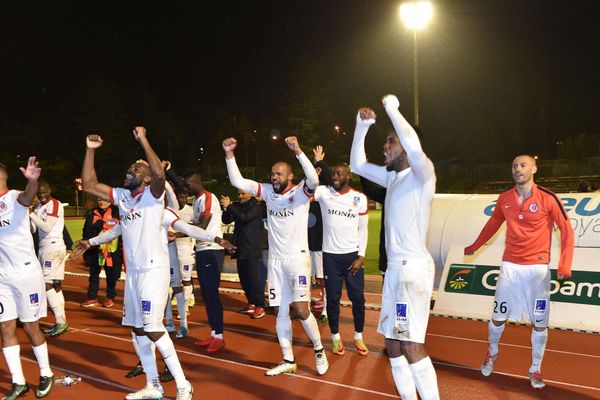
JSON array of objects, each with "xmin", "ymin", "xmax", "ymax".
[
  {"xmin": 284, "ymin": 136, "xmax": 302, "ymax": 155},
  {"xmin": 86, "ymin": 134, "xmax": 103, "ymax": 150},
  {"xmin": 132, "ymin": 126, "xmax": 147, "ymax": 141},
  {"xmin": 382, "ymin": 94, "xmax": 400, "ymax": 110}
]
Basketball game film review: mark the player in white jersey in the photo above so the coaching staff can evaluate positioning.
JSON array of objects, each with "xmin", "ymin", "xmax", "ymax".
[
  {"xmin": 30, "ymin": 181, "xmax": 69, "ymax": 337},
  {"xmin": 182, "ymin": 173, "xmax": 227, "ymax": 353},
  {"xmin": 175, "ymin": 189, "xmax": 196, "ymax": 308},
  {"xmin": 81, "ymin": 127, "xmax": 193, "ymax": 400},
  {"xmin": 350, "ymin": 95, "xmax": 439, "ymax": 400},
  {"xmin": 223, "ymin": 136, "xmax": 329, "ymax": 377},
  {"xmin": 0, "ymin": 159, "xmax": 55, "ymax": 399},
  {"xmin": 313, "ymin": 163, "xmax": 369, "ymax": 357}
]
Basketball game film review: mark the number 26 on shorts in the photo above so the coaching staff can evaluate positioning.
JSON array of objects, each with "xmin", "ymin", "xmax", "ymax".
[{"xmin": 493, "ymin": 301, "xmax": 507, "ymax": 314}]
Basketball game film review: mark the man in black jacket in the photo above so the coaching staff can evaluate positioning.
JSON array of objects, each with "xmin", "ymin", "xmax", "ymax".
[
  {"xmin": 221, "ymin": 191, "xmax": 267, "ymax": 319},
  {"xmin": 80, "ymin": 198, "xmax": 123, "ymax": 308}
]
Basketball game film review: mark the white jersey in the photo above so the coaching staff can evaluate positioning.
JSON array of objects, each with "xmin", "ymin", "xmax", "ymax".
[
  {"xmin": 0, "ymin": 190, "xmax": 40, "ymax": 269},
  {"xmin": 259, "ymin": 181, "xmax": 311, "ymax": 259},
  {"xmin": 175, "ymin": 204, "xmax": 195, "ymax": 258},
  {"xmin": 32, "ymin": 198, "xmax": 65, "ymax": 248},
  {"xmin": 314, "ymin": 186, "xmax": 368, "ymax": 254},
  {"xmin": 384, "ymin": 168, "xmax": 436, "ymax": 267},
  {"xmin": 192, "ymin": 191, "xmax": 224, "ymax": 251},
  {"xmin": 111, "ymin": 186, "xmax": 168, "ymax": 271}
]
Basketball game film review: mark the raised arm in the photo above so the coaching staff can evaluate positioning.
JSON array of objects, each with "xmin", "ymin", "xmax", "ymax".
[
  {"xmin": 285, "ymin": 136, "xmax": 318, "ymax": 191},
  {"xmin": 222, "ymin": 138, "xmax": 260, "ymax": 195},
  {"xmin": 382, "ymin": 95, "xmax": 434, "ymax": 183},
  {"xmin": 17, "ymin": 156, "xmax": 41, "ymax": 206},
  {"xmin": 133, "ymin": 126, "xmax": 165, "ymax": 198},
  {"xmin": 164, "ymin": 180, "xmax": 178, "ymax": 210},
  {"xmin": 82, "ymin": 135, "xmax": 112, "ymax": 201},
  {"xmin": 350, "ymin": 108, "xmax": 388, "ymax": 187},
  {"xmin": 313, "ymin": 145, "xmax": 333, "ymax": 186}
]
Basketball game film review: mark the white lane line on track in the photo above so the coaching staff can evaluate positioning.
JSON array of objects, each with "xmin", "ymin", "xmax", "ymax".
[
  {"xmin": 61, "ymin": 300, "xmax": 600, "ymax": 394},
  {"xmin": 60, "ymin": 326, "xmax": 401, "ymax": 399},
  {"xmin": 433, "ymin": 361, "xmax": 600, "ymax": 392},
  {"xmin": 22, "ymin": 356, "xmax": 136, "ymax": 392}
]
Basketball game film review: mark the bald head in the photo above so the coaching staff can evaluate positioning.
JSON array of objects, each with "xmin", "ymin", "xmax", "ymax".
[
  {"xmin": 513, "ymin": 154, "xmax": 537, "ymax": 166},
  {"xmin": 270, "ymin": 162, "xmax": 294, "ymax": 194},
  {"xmin": 512, "ymin": 154, "xmax": 537, "ymax": 186}
]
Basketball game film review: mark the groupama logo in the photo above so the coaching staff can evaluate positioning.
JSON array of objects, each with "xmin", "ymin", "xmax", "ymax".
[{"xmin": 448, "ymin": 268, "xmax": 473, "ymax": 290}]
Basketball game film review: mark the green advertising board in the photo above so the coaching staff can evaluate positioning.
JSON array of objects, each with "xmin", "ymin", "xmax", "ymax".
[{"xmin": 444, "ymin": 264, "xmax": 600, "ymax": 306}]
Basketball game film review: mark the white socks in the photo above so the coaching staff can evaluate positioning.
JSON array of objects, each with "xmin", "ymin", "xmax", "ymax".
[
  {"xmin": 409, "ymin": 357, "xmax": 439, "ymax": 400},
  {"xmin": 276, "ymin": 315, "xmax": 294, "ymax": 361},
  {"xmin": 136, "ymin": 335, "xmax": 159, "ymax": 386},
  {"xmin": 32, "ymin": 342, "xmax": 53, "ymax": 377},
  {"xmin": 389, "ymin": 355, "xmax": 417, "ymax": 400},
  {"xmin": 530, "ymin": 329, "xmax": 548, "ymax": 373},
  {"xmin": 155, "ymin": 334, "xmax": 187, "ymax": 388},
  {"xmin": 46, "ymin": 289, "xmax": 66, "ymax": 324},
  {"xmin": 301, "ymin": 313, "xmax": 323, "ymax": 350},
  {"xmin": 183, "ymin": 283, "xmax": 194, "ymax": 303},
  {"xmin": 175, "ymin": 292, "xmax": 187, "ymax": 328},
  {"xmin": 3, "ymin": 345, "xmax": 25, "ymax": 385},
  {"xmin": 354, "ymin": 332, "xmax": 363, "ymax": 341},
  {"xmin": 488, "ymin": 321, "xmax": 505, "ymax": 356}
]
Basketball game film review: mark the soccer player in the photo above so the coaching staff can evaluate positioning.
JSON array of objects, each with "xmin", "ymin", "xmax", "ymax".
[
  {"xmin": 30, "ymin": 181, "xmax": 69, "ymax": 337},
  {"xmin": 223, "ymin": 136, "xmax": 329, "ymax": 377},
  {"xmin": 464, "ymin": 154, "xmax": 574, "ymax": 389},
  {"xmin": 81, "ymin": 128, "xmax": 193, "ymax": 400},
  {"xmin": 313, "ymin": 163, "xmax": 369, "ymax": 356},
  {"xmin": 183, "ymin": 172, "xmax": 227, "ymax": 353},
  {"xmin": 350, "ymin": 95, "xmax": 439, "ymax": 400},
  {"xmin": 0, "ymin": 158, "xmax": 55, "ymax": 399}
]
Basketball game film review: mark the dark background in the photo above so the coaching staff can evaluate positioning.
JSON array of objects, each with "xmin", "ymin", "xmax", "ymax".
[{"xmin": 1, "ymin": 0, "xmax": 599, "ymax": 198}]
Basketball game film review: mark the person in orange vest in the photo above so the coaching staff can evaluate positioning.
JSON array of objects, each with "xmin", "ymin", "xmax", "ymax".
[{"xmin": 80, "ymin": 198, "xmax": 123, "ymax": 308}]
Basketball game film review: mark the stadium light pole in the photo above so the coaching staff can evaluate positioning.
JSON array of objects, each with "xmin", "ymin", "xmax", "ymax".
[{"xmin": 400, "ymin": 1, "xmax": 433, "ymax": 127}]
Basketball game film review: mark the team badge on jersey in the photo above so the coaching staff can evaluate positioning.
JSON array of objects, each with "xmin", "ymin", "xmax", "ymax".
[
  {"xmin": 43, "ymin": 260, "xmax": 52, "ymax": 269},
  {"xmin": 29, "ymin": 293, "xmax": 40, "ymax": 309},
  {"xmin": 534, "ymin": 299, "xmax": 547, "ymax": 315},
  {"xmin": 529, "ymin": 203, "xmax": 539, "ymax": 213},
  {"xmin": 395, "ymin": 302, "xmax": 408, "ymax": 324},
  {"xmin": 141, "ymin": 299, "xmax": 152, "ymax": 315},
  {"xmin": 298, "ymin": 275, "xmax": 308, "ymax": 287},
  {"xmin": 0, "ymin": 202, "xmax": 6, "ymax": 211},
  {"xmin": 288, "ymin": 196, "xmax": 295, "ymax": 204},
  {"xmin": 353, "ymin": 196, "xmax": 360, "ymax": 208}
]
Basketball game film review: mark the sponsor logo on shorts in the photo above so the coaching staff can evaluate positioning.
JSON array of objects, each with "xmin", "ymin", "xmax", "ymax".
[
  {"xmin": 445, "ymin": 263, "xmax": 600, "ymax": 306},
  {"xmin": 43, "ymin": 260, "xmax": 52, "ymax": 269},
  {"xmin": 183, "ymin": 264, "xmax": 190, "ymax": 271},
  {"xmin": 170, "ymin": 267, "xmax": 174, "ymax": 276},
  {"xmin": 395, "ymin": 302, "xmax": 408, "ymax": 324},
  {"xmin": 29, "ymin": 293, "xmax": 39, "ymax": 308},
  {"xmin": 141, "ymin": 300, "xmax": 152, "ymax": 315},
  {"xmin": 534, "ymin": 299, "xmax": 547, "ymax": 315},
  {"xmin": 298, "ymin": 275, "xmax": 307, "ymax": 287}
]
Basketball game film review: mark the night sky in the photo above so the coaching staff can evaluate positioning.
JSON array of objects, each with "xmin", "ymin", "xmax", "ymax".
[{"xmin": 2, "ymin": 1, "xmax": 600, "ymax": 194}]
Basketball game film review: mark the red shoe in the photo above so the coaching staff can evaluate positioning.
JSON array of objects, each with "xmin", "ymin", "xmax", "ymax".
[
  {"xmin": 206, "ymin": 338, "xmax": 225, "ymax": 353},
  {"xmin": 239, "ymin": 304, "xmax": 256, "ymax": 314},
  {"xmin": 103, "ymin": 298, "xmax": 114, "ymax": 308},
  {"xmin": 80, "ymin": 299, "xmax": 99, "ymax": 308},
  {"xmin": 194, "ymin": 337, "xmax": 215, "ymax": 347},
  {"xmin": 252, "ymin": 307, "xmax": 266, "ymax": 319}
]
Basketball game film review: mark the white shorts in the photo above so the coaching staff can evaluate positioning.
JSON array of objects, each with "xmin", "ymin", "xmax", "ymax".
[
  {"xmin": 39, "ymin": 244, "xmax": 66, "ymax": 282},
  {"xmin": 267, "ymin": 257, "xmax": 311, "ymax": 307},
  {"xmin": 176, "ymin": 239, "xmax": 195, "ymax": 282},
  {"xmin": 168, "ymin": 246, "xmax": 182, "ymax": 288},
  {"xmin": 310, "ymin": 251, "xmax": 323, "ymax": 279},
  {"xmin": 377, "ymin": 257, "xmax": 434, "ymax": 344},
  {"xmin": 123, "ymin": 268, "xmax": 170, "ymax": 332},
  {"xmin": 0, "ymin": 262, "xmax": 47, "ymax": 323},
  {"xmin": 493, "ymin": 261, "xmax": 550, "ymax": 328}
]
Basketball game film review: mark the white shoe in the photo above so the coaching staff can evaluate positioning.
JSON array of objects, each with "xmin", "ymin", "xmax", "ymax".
[
  {"xmin": 176, "ymin": 380, "xmax": 194, "ymax": 400},
  {"xmin": 315, "ymin": 349, "xmax": 329, "ymax": 375},
  {"xmin": 265, "ymin": 361, "xmax": 297, "ymax": 376},
  {"xmin": 529, "ymin": 371, "xmax": 545, "ymax": 389},
  {"xmin": 481, "ymin": 351, "xmax": 498, "ymax": 377},
  {"xmin": 125, "ymin": 383, "xmax": 164, "ymax": 399},
  {"xmin": 165, "ymin": 322, "xmax": 176, "ymax": 333}
]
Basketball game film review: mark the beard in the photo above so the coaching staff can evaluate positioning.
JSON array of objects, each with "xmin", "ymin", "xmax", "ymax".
[
  {"xmin": 272, "ymin": 179, "xmax": 288, "ymax": 194},
  {"xmin": 124, "ymin": 176, "xmax": 141, "ymax": 191}
]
